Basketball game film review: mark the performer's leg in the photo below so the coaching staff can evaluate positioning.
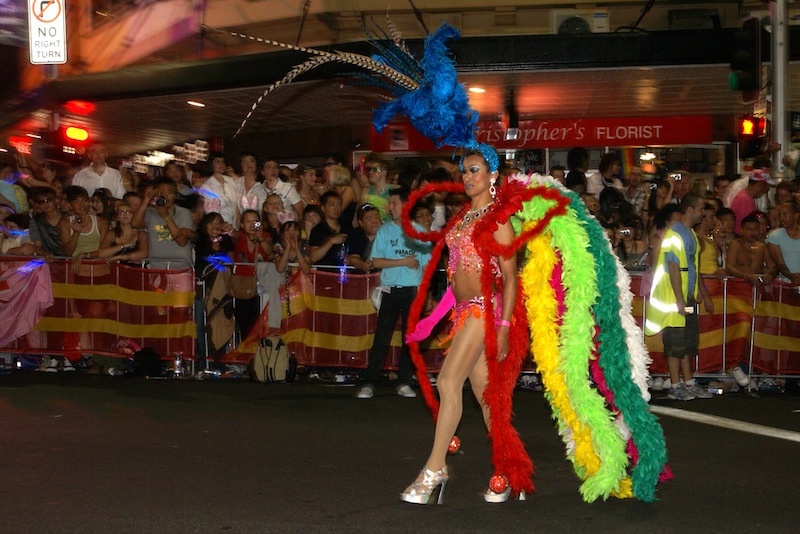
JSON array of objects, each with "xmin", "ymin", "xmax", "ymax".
[
  {"xmin": 467, "ymin": 351, "xmax": 492, "ymax": 429},
  {"xmin": 422, "ymin": 315, "xmax": 485, "ymax": 472}
]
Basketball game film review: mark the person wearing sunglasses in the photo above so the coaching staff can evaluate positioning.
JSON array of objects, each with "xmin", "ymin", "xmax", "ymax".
[
  {"xmin": 29, "ymin": 187, "xmax": 65, "ymax": 258},
  {"xmin": 359, "ymin": 153, "xmax": 394, "ymax": 221}
]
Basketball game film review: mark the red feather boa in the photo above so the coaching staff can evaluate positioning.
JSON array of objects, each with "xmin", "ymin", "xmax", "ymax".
[{"xmin": 400, "ymin": 178, "xmax": 570, "ymax": 494}]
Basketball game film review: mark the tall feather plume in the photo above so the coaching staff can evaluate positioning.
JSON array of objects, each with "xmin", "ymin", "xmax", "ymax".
[
  {"xmin": 360, "ymin": 14, "xmax": 423, "ymax": 82},
  {"xmin": 385, "ymin": 8, "xmax": 412, "ymax": 57},
  {"xmin": 205, "ymin": 26, "xmax": 421, "ymax": 136},
  {"xmin": 236, "ymin": 55, "xmax": 330, "ymax": 137}
]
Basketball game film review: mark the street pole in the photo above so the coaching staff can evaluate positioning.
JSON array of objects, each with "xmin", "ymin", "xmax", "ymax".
[{"xmin": 772, "ymin": 0, "xmax": 788, "ymax": 173}]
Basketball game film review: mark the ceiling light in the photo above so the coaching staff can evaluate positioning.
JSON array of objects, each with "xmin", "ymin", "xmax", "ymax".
[
  {"xmin": 187, "ymin": 100, "xmax": 205, "ymax": 108},
  {"xmin": 469, "ymin": 87, "xmax": 486, "ymax": 93},
  {"xmin": 640, "ymin": 151, "xmax": 656, "ymax": 161}
]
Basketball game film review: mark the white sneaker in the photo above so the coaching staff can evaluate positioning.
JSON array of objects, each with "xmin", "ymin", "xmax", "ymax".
[
  {"xmin": 651, "ymin": 377, "xmax": 664, "ymax": 391},
  {"xmin": 662, "ymin": 378, "xmax": 672, "ymax": 390},
  {"xmin": 45, "ymin": 357, "xmax": 59, "ymax": 373},
  {"xmin": 37, "ymin": 356, "xmax": 52, "ymax": 372},
  {"xmin": 396, "ymin": 384, "xmax": 417, "ymax": 398},
  {"xmin": 731, "ymin": 367, "xmax": 749, "ymax": 387},
  {"xmin": 62, "ymin": 359, "xmax": 76, "ymax": 372},
  {"xmin": 356, "ymin": 385, "xmax": 375, "ymax": 399}
]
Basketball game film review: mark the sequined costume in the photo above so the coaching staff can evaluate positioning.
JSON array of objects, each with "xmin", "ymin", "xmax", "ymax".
[
  {"xmin": 444, "ymin": 214, "xmax": 503, "ymax": 342},
  {"xmin": 445, "ymin": 211, "xmax": 501, "ymax": 279}
]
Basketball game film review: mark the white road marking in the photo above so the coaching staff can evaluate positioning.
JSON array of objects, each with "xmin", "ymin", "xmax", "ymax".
[{"xmin": 651, "ymin": 405, "xmax": 800, "ymax": 443}]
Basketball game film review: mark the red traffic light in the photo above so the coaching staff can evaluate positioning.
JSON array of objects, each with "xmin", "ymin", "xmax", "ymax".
[{"xmin": 739, "ymin": 116, "xmax": 765, "ymax": 138}]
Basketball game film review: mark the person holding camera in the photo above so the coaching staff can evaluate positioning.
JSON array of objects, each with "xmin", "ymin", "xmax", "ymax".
[
  {"xmin": 233, "ymin": 209, "xmax": 273, "ymax": 338},
  {"xmin": 132, "ymin": 178, "xmax": 194, "ymax": 270},
  {"xmin": 615, "ymin": 217, "xmax": 649, "ymax": 271}
]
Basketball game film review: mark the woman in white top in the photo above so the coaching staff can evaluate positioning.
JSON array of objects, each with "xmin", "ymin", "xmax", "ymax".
[{"xmin": 237, "ymin": 151, "xmax": 267, "ymax": 219}]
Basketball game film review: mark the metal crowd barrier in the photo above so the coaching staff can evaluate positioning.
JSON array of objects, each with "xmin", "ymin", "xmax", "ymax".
[
  {"xmin": 0, "ymin": 256, "xmax": 195, "ymax": 368},
  {"xmin": 629, "ymin": 273, "xmax": 800, "ymax": 380},
  {"xmin": 2, "ymin": 255, "xmax": 799, "ymax": 381}
]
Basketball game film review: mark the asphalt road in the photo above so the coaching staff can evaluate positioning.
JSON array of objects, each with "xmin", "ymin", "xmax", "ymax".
[{"xmin": 1, "ymin": 371, "xmax": 799, "ymax": 533}]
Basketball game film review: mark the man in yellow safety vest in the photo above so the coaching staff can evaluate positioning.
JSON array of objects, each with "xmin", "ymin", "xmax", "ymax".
[{"xmin": 645, "ymin": 193, "xmax": 714, "ymax": 401}]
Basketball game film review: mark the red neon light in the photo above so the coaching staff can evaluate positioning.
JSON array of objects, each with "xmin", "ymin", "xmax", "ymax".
[
  {"xmin": 64, "ymin": 100, "xmax": 96, "ymax": 115},
  {"xmin": 8, "ymin": 136, "xmax": 32, "ymax": 155}
]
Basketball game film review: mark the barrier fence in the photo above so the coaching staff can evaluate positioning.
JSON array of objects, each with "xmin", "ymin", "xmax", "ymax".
[
  {"xmin": 220, "ymin": 269, "xmax": 450, "ymax": 371},
  {"xmin": 2, "ymin": 256, "xmax": 799, "ymax": 377},
  {"xmin": 631, "ymin": 275, "xmax": 800, "ymax": 377},
  {"xmin": 0, "ymin": 257, "xmax": 195, "ymax": 363}
]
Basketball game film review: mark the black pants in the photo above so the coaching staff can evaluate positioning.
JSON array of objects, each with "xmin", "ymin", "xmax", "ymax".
[
  {"xmin": 235, "ymin": 295, "xmax": 260, "ymax": 339},
  {"xmin": 363, "ymin": 286, "xmax": 417, "ymax": 386}
]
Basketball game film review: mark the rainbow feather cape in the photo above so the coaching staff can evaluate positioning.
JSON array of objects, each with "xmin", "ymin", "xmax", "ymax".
[{"xmin": 403, "ymin": 176, "xmax": 670, "ymax": 502}]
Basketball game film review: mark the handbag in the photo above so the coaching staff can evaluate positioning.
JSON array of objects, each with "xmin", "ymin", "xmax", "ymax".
[{"xmin": 229, "ymin": 271, "xmax": 257, "ymax": 299}]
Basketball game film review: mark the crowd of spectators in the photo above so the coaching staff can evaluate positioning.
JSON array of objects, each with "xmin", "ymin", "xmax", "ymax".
[{"xmin": 2, "ymin": 143, "xmax": 800, "ymax": 381}]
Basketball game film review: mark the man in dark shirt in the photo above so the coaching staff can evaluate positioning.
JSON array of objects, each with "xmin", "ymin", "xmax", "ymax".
[
  {"xmin": 309, "ymin": 190, "xmax": 348, "ymax": 269},
  {"xmin": 345, "ymin": 204, "xmax": 382, "ymax": 273}
]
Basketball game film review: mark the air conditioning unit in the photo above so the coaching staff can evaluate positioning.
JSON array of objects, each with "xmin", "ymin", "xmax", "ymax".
[{"xmin": 553, "ymin": 9, "xmax": 610, "ymax": 35}]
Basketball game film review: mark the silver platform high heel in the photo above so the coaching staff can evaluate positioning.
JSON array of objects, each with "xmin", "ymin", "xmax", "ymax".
[
  {"xmin": 401, "ymin": 466, "xmax": 449, "ymax": 505},
  {"xmin": 483, "ymin": 475, "xmax": 526, "ymax": 503}
]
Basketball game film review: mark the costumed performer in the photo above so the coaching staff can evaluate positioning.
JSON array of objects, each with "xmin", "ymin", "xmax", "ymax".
[{"xmin": 401, "ymin": 146, "xmax": 530, "ymax": 505}]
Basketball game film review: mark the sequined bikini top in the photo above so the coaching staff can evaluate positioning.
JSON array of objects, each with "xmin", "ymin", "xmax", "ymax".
[{"xmin": 446, "ymin": 207, "xmax": 500, "ymax": 278}]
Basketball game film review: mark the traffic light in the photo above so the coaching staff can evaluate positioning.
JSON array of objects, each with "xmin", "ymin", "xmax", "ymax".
[
  {"xmin": 729, "ymin": 16, "xmax": 762, "ymax": 93},
  {"xmin": 739, "ymin": 116, "xmax": 766, "ymax": 138},
  {"xmin": 738, "ymin": 115, "xmax": 767, "ymax": 160}
]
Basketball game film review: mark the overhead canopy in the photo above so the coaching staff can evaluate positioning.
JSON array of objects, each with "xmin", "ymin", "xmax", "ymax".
[{"xmin": 4, "ymin": 27, "xmax": 797, "ymax": 158}]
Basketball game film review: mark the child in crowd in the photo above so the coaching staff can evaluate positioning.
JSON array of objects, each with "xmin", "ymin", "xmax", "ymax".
[{"xmin": 274, "ymin": 220, "xmax": 311, "ymax": 276}]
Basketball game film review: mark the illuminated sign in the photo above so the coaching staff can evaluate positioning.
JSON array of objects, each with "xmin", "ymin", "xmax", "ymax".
[{"xmin": 371, "ymin": 116, "xmax": 715, "ymax": 151}]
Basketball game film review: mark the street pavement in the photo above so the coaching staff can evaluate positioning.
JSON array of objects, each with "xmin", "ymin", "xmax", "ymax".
[{"xmin": 1, "ymin": 371, "xmax": 798, "ymax": 533}]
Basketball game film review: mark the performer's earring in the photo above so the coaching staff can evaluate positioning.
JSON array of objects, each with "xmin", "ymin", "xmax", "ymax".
[{"xmin": 490, "ymin": 178, "xmax": 497, "ymax": 198}]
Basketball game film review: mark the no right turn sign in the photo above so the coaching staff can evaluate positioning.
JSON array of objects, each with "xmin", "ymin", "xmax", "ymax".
[{"xmin": 27, "ymin": 0, "xmax": 66, "ymax": 64}]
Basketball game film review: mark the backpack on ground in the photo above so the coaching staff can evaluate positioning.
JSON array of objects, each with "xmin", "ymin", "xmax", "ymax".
[{"xmin": 248, "ymin": 337, "xmax": 296, "ymax": 383}]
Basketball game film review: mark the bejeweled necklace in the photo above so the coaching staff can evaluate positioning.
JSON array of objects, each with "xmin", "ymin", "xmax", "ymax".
[{"xmin": 458, "ymin": 202, "xmax": 493, "ymax": 232}]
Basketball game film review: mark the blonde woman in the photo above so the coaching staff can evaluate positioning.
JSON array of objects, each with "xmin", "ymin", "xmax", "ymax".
[
  {"xmin": 327, "ymin": 164, "xmax": 358, "ymax": 232},
  {"xmin": 295, "ymin": 164, "xmax": 326, "ymax": 206}
]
